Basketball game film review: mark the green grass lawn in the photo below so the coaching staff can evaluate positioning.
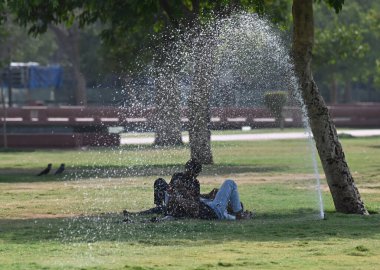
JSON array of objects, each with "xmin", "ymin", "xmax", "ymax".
[{"xmin": 0, "ymin": 134, "xmax": 380, "ymax": 269}]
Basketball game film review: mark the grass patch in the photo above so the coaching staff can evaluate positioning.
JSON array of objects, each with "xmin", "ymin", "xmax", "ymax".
[
  {"xmin": 0, "ymin": 211, "xmax": 379, "ymax": 269},
  {"xmin": 1, "ymin": 134, "xmax": 380, "ymax": 269}
]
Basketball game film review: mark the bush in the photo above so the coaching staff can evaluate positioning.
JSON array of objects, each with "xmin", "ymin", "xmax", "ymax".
[{"xmin": 264, "ymin": 91, "xmax": 287, "ymax": 129}]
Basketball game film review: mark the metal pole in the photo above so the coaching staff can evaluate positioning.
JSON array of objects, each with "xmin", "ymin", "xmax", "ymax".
[
  {"xmin": 7, "ymin": 66, "xmax": 12, "ymax": 107},
  {"xmin": 1, "ymin": 83, "xmax": 7, "ymax": 149}
]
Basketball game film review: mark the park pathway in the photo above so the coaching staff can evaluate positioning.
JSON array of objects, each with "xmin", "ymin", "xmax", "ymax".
[{"xmin": 120, "ymin": 129, "xmax": 380, "ymax": 145}]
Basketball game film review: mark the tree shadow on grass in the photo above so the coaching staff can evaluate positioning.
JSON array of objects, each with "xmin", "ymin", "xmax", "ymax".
[
  {"xmin": 68, "ymin": 164, "xmax": 285, "ymax": 179},
  {"xmin": 1, "ymin": 210, "xmax": 379, "ymax": 245},
  {"xmin": 368, "ymin": 144, "xmax": 380, "ymax": 149},
  {"xmin": 0, "ymin": 164, "xmax": 286, "ymax": 183},
  {"xmin": 0, "ymin": 148, "xmax": 36, "ymax": 153}
]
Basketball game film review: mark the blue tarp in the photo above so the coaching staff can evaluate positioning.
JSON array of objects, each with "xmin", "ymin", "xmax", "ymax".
[
  {"xmin": 1, "ymin": 65, "xmax": 62, "ymax": 89},
  {"xmin": 28, "ymin": 65, "xmax": 62, "ymax": 89}
]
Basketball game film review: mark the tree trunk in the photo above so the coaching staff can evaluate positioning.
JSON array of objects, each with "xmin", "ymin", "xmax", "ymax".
[
  {"xmin": 50, "ymin": 24, "xmax": 87, "ymax": 106},
  {"xmin": 153, "ymin": 69, "xmax": 183, "ymax": 146},
  {"xmin": 188, "ymin": 34, "xmax": 214, "ymax": 164},
  {"xmin": 292, "ymin": 0, "xmax": 368, "ymax": 214},
  {"xmin": 158, "ymin": 1, "xmax": 213, "ymax": 160},
  {"xmin": 153, "ymin": 34, "xmax": 183, "ymax": 147}
]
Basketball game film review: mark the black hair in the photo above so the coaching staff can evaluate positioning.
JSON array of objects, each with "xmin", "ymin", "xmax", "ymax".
[{"xmin": 184, "ymin": 158, "xmax": 202, "ymax": 175}]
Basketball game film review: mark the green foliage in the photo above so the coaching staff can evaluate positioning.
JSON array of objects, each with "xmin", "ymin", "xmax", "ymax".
[
  {"xmin": 313, "ymin": 21, "xmax": 369, "ymax": 90},
  {"xmin": 325, "ymin": 0, "xmax": 345, "ymax": 13},
  {"xmin": 251, "ymin": 0, "xmax": 292, "ymax": 28},
  {"xmin": 3, "ymin": 0, "xmax": 293, "ymax": 75},
  {"xmin": 315, "ymin": 0, "xmax": 345, "ymax": 14},
  {"xmin": 6, "ymin": 0, "xmax": 77, "ymax": 35},
  {"xmin": 313, "ymin": 0, "xmax": 380, "ymax": 102},
  {"xmin": 0, "ymin": 15, "xmax": 58, "ymax": 69},
  {"xmin": 3, "ymin": 0, "xmax": 379, "ymax": 104},
  {"xmin": 315, "ymin": 24, "xmax": 368, "ymax": 66}
]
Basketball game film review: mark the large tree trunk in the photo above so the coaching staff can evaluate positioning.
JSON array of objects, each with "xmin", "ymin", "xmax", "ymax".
[
  {"xmin": 153, "ymin": 69, "xmax": 183, "ymax": 146},
  {"xmin": 188, "ymin": 34, "xmax": 214, "ymax": 164},
  {"xmin": 50, "ymin": 24, "xmax": 87, "ymax": 106},
  {"xmin": 292, "ymin": 0, "xmax": 368, "ymax": 214},
  {"xmin": 153, "ymin": 35, "xmax": 183, "ymax": 147},
  {"xmin": 158, "ymin": 1, "xmax": 213, "ymax": 160}
]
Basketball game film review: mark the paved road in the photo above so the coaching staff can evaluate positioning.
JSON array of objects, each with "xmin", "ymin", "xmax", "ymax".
[{"xmin": 120, "ymin": 129, "xmax": 380, "ymax": 145}]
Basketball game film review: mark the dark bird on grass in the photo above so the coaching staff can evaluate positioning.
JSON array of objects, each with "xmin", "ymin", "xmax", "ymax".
[
  {"xmin": 37, "ymin": 163, "xmax": 52, "ymax": 176},
  {"xmin": 54, "ymin": 163, "xmax": 65, "ymax": 175}
]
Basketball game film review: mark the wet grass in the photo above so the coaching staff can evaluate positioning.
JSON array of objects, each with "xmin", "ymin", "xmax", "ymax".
[
  {"xmin": 1, "ymin": 205, "xmax": 379, "ymax": 269},
  {"xmin": 0, "ymin": 135, "xmax": 380, "ymax": 269}
]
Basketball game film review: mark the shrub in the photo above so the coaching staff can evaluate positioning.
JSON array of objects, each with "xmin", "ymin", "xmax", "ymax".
[{"xmin": 264, "ymin": 91, "xmax": 287, "ymax": 129}]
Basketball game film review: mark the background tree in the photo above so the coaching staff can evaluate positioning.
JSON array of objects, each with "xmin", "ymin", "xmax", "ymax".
[
  {"xmin": 314, "ymin": 24, "xmax": 368, "ymax": 104},
  {"xmin": 264, "ymin": 91, "xmax": 287, "ymax": 129},
  {"xmin": 313, "ymin": 2, "xmax": 373, "ymax": 104},
  {"xmin": 2, "ymin": 0, "xmax": 295, "ymax": 163},
  {"xmin": 50, "ymin": 23, "xmax": 87, "ymax": 106},
  {"xmin": 292, "ymin": 0, "xmax": 368, "ymax": 214},
  {"xmin": 0, "ymin": 13, "xmax": 58, "ymax": 105},
  {"xmin": 156, "ymin": 0, "xmax": 293, "ymax": 163},
  {"xmin": 4, "ymin": 0, "xmax": 183, "ymax": 144}
]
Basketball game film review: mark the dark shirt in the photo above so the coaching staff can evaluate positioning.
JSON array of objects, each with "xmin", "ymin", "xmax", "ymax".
[
  {"xmin": 169, "ymin": 172, "xmax": 218, "ymax": 220},
  {"xmin": 199, "ymin": 201, "xmax": 218, "ymax": 220},
  {"xmin": 170, "ymin": 172, "xmax": 200, "ymax": 198}
]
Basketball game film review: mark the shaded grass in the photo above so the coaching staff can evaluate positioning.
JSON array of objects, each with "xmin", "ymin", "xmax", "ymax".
[
  {"xmin": 1, "ymin": 211, "xmax": 379, "ymax": 245},
  {"xmin": 0, "ymin": 136, "xmax": 378, "ymax": 169},
  {"xmin": 0, "ymin": 210, "xmax": 379, "ymax": 269},
  {"xmin": 0, "ymin": 164, "xmax": 286, "ymax": 183},
  {"xmin": 1, "ymin": 136, "xmax": 379, "ymax": 183},
  {"xmin": 0, "ymin": 138, "xmax": 308, "ymax": 181}
]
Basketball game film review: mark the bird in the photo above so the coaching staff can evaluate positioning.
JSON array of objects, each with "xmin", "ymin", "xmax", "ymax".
[
  {"xmin": 37, "ymin": 163, "xmax": 52, "ymax": 176},
  {"xmin": 54, "ymin": 163, "xmax": 65, "ymax": 175}
]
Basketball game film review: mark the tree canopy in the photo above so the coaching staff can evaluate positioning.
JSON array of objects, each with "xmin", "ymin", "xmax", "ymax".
[{"xmin": 1, "ymin": 0, "xmax": 379, "ymax": 105}]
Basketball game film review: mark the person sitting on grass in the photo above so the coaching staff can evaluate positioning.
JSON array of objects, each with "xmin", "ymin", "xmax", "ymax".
[
  {"xmin": 123, "ymin": 159, "xmax": 202, "ymax": 218},
  {"xmin": 123, "ymin": 159, "xmax": 253, "ymax": 221},
  {"xmin": 198, "ymin": 178, "xmax": 253, "ymax": 220},
  {"xmin": 122, "ymin": 159, "xmax": 201, "ymax": 217}
]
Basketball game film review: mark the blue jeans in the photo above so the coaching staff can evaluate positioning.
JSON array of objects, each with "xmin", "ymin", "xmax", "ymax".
[{"xmin": 202, "ymin": 179, "xmax": 243, "ymax": 220}]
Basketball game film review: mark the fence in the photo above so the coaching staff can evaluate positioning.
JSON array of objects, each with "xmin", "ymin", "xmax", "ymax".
[{"xmin": 0, "ymin": 103, "xmax": 379, "ymax": 148}]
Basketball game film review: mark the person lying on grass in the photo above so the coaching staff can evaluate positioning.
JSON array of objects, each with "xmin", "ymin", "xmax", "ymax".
[{"xmin": 123, "ymin": 159, "xmax": 253, "ymax": 221}]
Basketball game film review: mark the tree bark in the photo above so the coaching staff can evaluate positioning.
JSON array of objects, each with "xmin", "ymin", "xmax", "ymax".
[
  {"xmin": 292, "ymin": 0, "xmax": 368, "ymax": 214},
  {"xmin": 188, "ymin": 33, "xmax": 214, "ymax": 164},
  {"xmin": 153, "ymin": 67, "xmax": 183, "ymax": 146},
  {"xmin": 50, "ymin": 24, "xmax": 87, "ymax": 106},
  {"xmin": 156, "ymin": 1, "xmax": 213, "ymax": 157},
  {"xmin": 153, "ymin": 34, "xmax": 183, "ymax": 147}
]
